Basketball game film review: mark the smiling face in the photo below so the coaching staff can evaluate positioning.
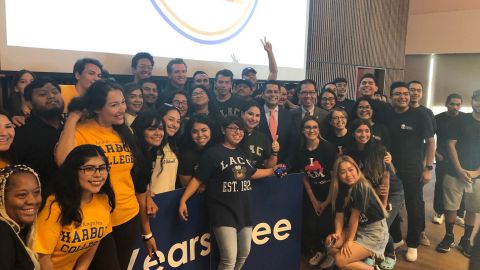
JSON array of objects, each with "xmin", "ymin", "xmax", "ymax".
[
  {"xmin": 172, "ymin": 93, "xmax": 188, "ymax": 118},
  {"xmin": 75, "ymin": 63, "xmax": 102, "ymax": 92},
  {"xmin": 302, "ymin": 119, "xmax": 320, "ymax": 141},
  {"xmin": 141, "ymin": 82, "xmax": 158, "ymax": 105},
  {"xmin": 241, "ymin": 105, "xmax": 260, "ymax": 131},
  {"xmin": 263, "ymin": 83, "xmax": 280, "ymax": 108},
  {"xmin": 169, "ymin": 63, "xmax": 187, "ymax": 87},
  {"xmin": 235, "ymin": 83, "xmax": 252, "ymax": 98},
  {"xmin": 126, "ymin": 89, "xmax": 144, "ymax": 114},
  {"xmin": 133, "ymin": 58, "xmax": 153, "ymax": 81},
  {"xmin": 356, "ymin": 100, "xmax": 373, "ymax": 121},
  {"xmin": 299, "ymin": 83, "xmax": 316, "ymax": 109},
  {"xmin": 144, "ymin": 121, "xmax": 164, "ymax": 147},
  {"xmin": 15, "ymin": 72, "xmax": 34, "ymax": 93},
  {"xmin": 320, "ymin": 91, "xmax": 336, "ymax": 111},
  {"xmin": 194, "ymin": 73, "xmax": 210, "ymax": 89},
  {"xmin": 0, "ymin": 115, "xmax": 15, "ymax": 152},
  {"xmin": 191, "ymin": 122, "xmax": 211, "ymax": 148},
  {"xmin": 163, "ymin": 109, "xmax": 181, "ymax": 137},
  {"xmin": 5, "ymin": 172, "xmax": 42, "ymax": 226},
  {"xmin": 338, "ymin": 161, "xmax": 360, "ymax": 186},
  {"xmin": 279, "ymin": 86, "xmax": 288, "ymax": 106},
  {"xmin": 391, "ymin": 87, "xmax": 410, "ymax": 110},
  {"xmin": 96, "ymin": 90, "xmax": 126, "ymax": 126},
  {"xmin": 191, "ymin": 87, "xmax": 209, "ymax": 108},
  {"xmin": 353, "ymin": 124, "xmax": 371, "ymax": 145},
  {"xmin": 215, "ymin": 75, "xmax": 232, "ymax": 98},
  {"xmin": 78, "ymin": 156, "xmax": 108, "ymax": 200},
  {"xmin": 330, "ymin": 110, "xmax": 347, "ymax": 130},
  {"xmin": 222, "ymin": 123, "xmax": 244, "ymax": 147},
  {"xmin": 408, "ymin": 82, "xmax": 423, "ymax": 104},
  {"xmin": 359, "ymin": 77, "xmax": 378, "ymax": 98}
]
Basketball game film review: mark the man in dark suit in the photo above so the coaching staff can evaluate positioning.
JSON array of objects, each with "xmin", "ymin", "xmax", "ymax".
[
  {"xmin": 290, "ymin": 79, "xmax": 329, "ymax": 130},
  {"xmin": 258, "ymin": 80, "xmax": 295, "ymax": 163}
]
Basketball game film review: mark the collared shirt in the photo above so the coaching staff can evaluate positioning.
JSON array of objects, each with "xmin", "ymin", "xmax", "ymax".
[
  {"xmin": 301, "ymin": 106, "xmax": 315, "ymax": 119},
  {"xmin": 264, "ymin": 104, "xmax": 279, "ymax": 129}
]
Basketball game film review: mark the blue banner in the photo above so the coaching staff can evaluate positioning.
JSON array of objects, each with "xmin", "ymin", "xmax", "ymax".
[{"xmin": 128, "ymin": 173, "xmax": 304, "ymax": 270}]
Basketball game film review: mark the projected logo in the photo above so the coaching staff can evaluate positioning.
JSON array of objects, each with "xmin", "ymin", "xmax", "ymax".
[{"xmin": 150, "ymin": 0, "xmax": 258, "ymax": 44}]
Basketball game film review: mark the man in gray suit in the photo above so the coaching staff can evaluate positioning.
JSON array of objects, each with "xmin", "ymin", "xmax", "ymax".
[{"xmin": 291, "ymin": 79, "xmax": 329, "ymax": 130}]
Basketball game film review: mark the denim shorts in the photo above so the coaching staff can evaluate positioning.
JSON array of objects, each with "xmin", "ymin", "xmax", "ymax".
[{"xmin": 355, "ymin": 219, "xmax": 389, "ymax": 259}]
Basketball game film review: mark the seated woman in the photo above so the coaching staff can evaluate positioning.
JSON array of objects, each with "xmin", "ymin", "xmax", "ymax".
[
  {"xmin": 0, "ymin": 110, "xmax": 16, "ymax": 168},
  {"xmin": 0, "ymin": 165, "xmax": 42, "ymax": 270},
  {"xmin": 241, "ymin": 101, "xmax": 279, "ymax": 168},
  {"xmin": 326, "ymin": 155, "xmax": 388, "ymax": 270},
  {"xmin": 178, "ymin": 116, "xmax": 286, "ymax": 270},
  {"xmin": 35, "ymin": 144, "xmax": 115, "ymax": 270}
]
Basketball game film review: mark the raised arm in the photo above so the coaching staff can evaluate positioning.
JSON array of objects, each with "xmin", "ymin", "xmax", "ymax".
[
  {"xmin": 261, "ymin": 37, "xmax": 278, "ymax": 80},
  {"xmin": 54, "ymin": 111, "xmax": 83, "ymax": 165}
]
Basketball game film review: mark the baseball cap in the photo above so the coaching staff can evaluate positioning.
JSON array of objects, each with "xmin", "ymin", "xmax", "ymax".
[
  {"xmin": 473, "ymin": 89, "xmax": 480, "ymax": 100},
  {"xmin": 241, "ymin": 67, "xmax": 257, "ymax": 76},
  {"xmin": 235, "ymin": 79, "xmax": 254, "ymax": 89}
]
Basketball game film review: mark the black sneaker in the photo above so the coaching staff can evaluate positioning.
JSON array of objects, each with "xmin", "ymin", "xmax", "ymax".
[
  {"xmin": 436, "ymin": 234, "xmax": 455, "ymax": 253},
  {"xmin": 457, "ymin": 237, "xmax": 471, "ymax": 258}
]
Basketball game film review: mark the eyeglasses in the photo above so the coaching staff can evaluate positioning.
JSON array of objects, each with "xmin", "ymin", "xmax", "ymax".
[
  {"xmin": 332, "ymin": 116, "xmax": 346, "ymax": 121},
  {"xmin": 137, "ymin": 65, "xmax": 153, "ymax": 71},
  {"xmin": 358, "ymin": 106, "xmax": 371, "ymax": 110},
  {"xmin": 226, "ymin": 126, "xmax": 244, "ymax": 133},
  {"xmin": 191, "ymin": 92, "xmax": 206, "ymax": 97},
  {"xmin": 172, "ymin": 100, "xmax": 188, "ymax": 106},
  {"xmin": 300, "ymin": 91, "xmax": 316, "ymax": 96},
  {"xmin": 303, "ymin": 125, "xmax": 319, "ymax": 130},
  {"xmin": 79, "ymin": 165, "xmax": 109, "ymax": 176},
  {"xmin": 392, "ymin": 92, "xmax": 409, "ymax": 97},
  {"xmin": 321, "ymin": 97, "xmax": 335, "ymax": 102}
]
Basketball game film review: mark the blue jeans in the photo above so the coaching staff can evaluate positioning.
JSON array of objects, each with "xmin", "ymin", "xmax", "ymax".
[
  {"xmin": 384, "ymin": 190, "xmax": 404, "ymax": 256},
  {"xmin": 212, "ymin": 226, "xmax": 252, "ymax": 270}
]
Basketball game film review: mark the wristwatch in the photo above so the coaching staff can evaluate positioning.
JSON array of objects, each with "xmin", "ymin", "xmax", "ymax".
[{"xmin": 425, "ymin": 165, "xmax": 433, "ymax": 171}]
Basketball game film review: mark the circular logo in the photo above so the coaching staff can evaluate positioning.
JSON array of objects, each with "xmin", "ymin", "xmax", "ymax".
[{"xmin": 150, "ymin": 0, "xmax": 258, "ymax": 45}]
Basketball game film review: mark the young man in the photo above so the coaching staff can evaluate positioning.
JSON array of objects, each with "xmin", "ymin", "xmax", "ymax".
[
  {"xmin": 13, "ymin": 77, "xmax": 65, "ymax": 198},
  {"xmin": 131, "ymin": 52, "xmax": 154, "ymax": 83},
  {"xmin": 139, "ymin": 78, "xmax": 160, "ymax": 111},
  {"xmin": 213, "ymin": 69, "xmax": 245, "ymax": 117},
  {"xmin": 433, "ymin": 94, "xmax": 465, "ymax": 225},
  {"xmin": 291, "ymin": 79, "xmax": 329, "ymax": 130},
  {"xmin": 387, "ymin": 81, "xmax": 435, "ymax": 262},
  {"xmin": 192, "ymin": 70, "xmax": 211, "ymax": 91},
  {"xmin": 233, "ymin": 79, "xmax": 254, "ymax": 101},
  {"xmin": 357, "ymin": 73, "xmax": 391, "ymax": 124},
  {"xmin": 436, "ymin": 90, "xmax": 480, "ymax": 258},
  {"xmin": 258, "ymin": 80, "xmax": 295, "ymax": 163},
  {"xmin": 61, "ymin": 58, "xmax": 103, "ymax": 113},
  {"xmin": 161, "ymin": 58, "xmax": 188, "ymax": 101},
  {"xmin": 333, "ymin": 77, "xmax": 355, "ymax": 114}
]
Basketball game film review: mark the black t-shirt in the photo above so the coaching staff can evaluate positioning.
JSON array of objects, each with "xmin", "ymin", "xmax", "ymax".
[
  {"xmin": 0, "ymin": 220, "xmax": 34, "ymax": 270},
  {"xmin": 367, "ymin": 98, "xmax": 392, "ymax": 125},
  {"xmin": 418, "ymin": 105, "xmax": 437, "ymax": 131},
  {"xmin": 178, "ymin": 147, "xmax": 203, "ymax": 176},
  {"xmin": 215, "ymin": 94, "xmax": 246, "ymax": 118},
  {"xmin": 336, "ymin": 99, "xmax": 355, "ymax": 117},
  {"xmin": 195, "ymin": 145, "xmax": 257, "ymax": 228},
  {"xmin": 446, "ymin": 113, "xmax": 480, "ymax": 172},
  {"xmin": 387, "ymin": 107, "xmax": 434, "ymax": 173},
  {"xmin": 335, "ymin": 184, "xmax": 385, "ymax": 226},
  {"xmin": 435, "ymin": 111, "xmax": 465, "ymax": 158},
  {"xmin": 325, "ymin": 131, "xmax": 354, "ymax": 155},
  {"xmin": 293, "ymin": 141, "xmax": 336, "ymax": 201},
  {"xmin": 245, "ymin": 129, "xmax": 272, "ymax": 168},
  {"xmin": 371, "ymin": 123, "xmax": 391, "ymax": 150}
]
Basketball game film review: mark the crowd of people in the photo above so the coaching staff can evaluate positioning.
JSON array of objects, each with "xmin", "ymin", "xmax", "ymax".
[{"xmin": 0, "ymin": 44, "xmax": 478, "ymax": 270}]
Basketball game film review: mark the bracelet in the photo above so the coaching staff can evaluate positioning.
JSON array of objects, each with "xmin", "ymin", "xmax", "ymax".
[{"xmin": 142, "ymin": 233, "xmax": 153, "ymax": 240}]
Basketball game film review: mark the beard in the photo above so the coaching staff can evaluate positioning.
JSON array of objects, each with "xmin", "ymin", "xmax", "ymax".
[{"xmin": 35, "ymin": 106, "xmax": 63, "ymax": 119}]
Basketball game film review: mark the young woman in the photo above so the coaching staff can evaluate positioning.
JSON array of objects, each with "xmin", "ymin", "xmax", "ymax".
[
  {"xmin": 0, "ymin": 110, "xmax": 16, "ymax": 168},
  {"xmin": 319, "ymin": 89, "xmax": 337, "ymax": 112},
  {"xmin": 35, "ymin": 144, "xmax": 115, "ymax": 270},
  {"xmin": 0, "ymin": 165, "xmax": 42, "ymax": 270},
  {"xmin": 189, "ymin": 85, "xmax": 222, "ymax": 141},
  {"xmin": 326, "ymin": 156, "xmax": 389, "ymax": 270},
  {"xmin": 7, "ymin": 70, "xmax": 35, "ymax": 119},
  {"xmin": 348, "ymin": 119, "xmax": 403, "ymax": 269},
  {"xmin": 351, "ymin": 97, "xmax": 391, "ymax": 149},
  {"xmin": 323, "ymin": 107, "xmax": 353, "ymax": 155},
  {"xmin": 123, "ymin": 82, "xmax": 144, "ymax": 128},
  {"xmin": 241, "ymin": 102, "xmax": 279, "ymax": 168},
  {"xmin": 178, "ymin": 115, "xmax": 215, "ymax": 187},
  {"xmin": 293, "ymin": 116, "xmax": 336, "ymax": 269},
  {"xmin": 55, "ymin": 80, "xmax": 149, "ymax": 270},
  {"xmin": 178, "ymin": 116, "xmax": 285, "ymax": 270}
]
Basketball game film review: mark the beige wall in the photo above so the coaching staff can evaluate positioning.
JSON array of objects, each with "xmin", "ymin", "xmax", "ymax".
[{"xmin": 406, "ymin": 0, "xmax": 480, "ymax": 54}]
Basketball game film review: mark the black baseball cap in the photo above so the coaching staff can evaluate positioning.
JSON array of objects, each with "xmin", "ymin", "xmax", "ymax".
[
  {"xmin": 242, "ymin": 67, "xmax": 257, "ymax": 76},
  {"xmin": 235, "ymin": 79, "xmax": 254, "ymax": 89}
]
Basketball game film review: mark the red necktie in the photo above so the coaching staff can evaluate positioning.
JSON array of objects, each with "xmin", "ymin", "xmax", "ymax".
[{"xmin": 269, "ymin": 109, "xmax": 277, "ymax": 139}]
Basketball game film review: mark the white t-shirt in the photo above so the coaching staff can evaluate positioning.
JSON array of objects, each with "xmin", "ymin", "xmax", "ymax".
[{"xmin": 150, "ymin": 143, "xmax": 178, "ymax": 194}]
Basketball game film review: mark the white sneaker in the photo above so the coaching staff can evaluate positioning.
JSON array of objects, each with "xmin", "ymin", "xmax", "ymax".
[
  {"xmin": 406, "ymin": 247, "xmax": 417, "ymax": 262},
  {"xmin": 308, "ymin": 251, "xmax": 324, "ymax": 266},
  {"xmin": 456, "ymin": 216, "xmax": 465, "ymax": 227},
  {"xmin": 319, "ymin": 255, "xmax": 335, "ymax": 269},
  {"xmin": 432, "ymin": 213, "xmax": 444, "ymax": 224},
  {"xmin": 393, "ymin": 239, "xmax": 405, "ymax": 250}
]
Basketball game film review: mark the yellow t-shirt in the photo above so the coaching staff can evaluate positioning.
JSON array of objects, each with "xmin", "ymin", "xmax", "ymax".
[
  {"xmin": 34, "ymin": 194, "xmax": 112, "ymax": 270},
  {"xmin": 150, "ymin": 144, "xmax": 178, "ymax": 195},
  {"xmin": 60, "ymin": 85, "xmax": 79, "ymax": 113},
  {"xmin": 74, "ymin": 119, "xmax": 139, "ymax": 226}
]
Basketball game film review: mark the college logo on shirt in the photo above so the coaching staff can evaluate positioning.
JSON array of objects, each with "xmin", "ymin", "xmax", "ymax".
[
  {"xmin": 305, "ymin": 158, "xmax": 325, "ymax": 179},
  {"xmin": 233, "ymin": 165, "xmax": 247, "ymax": 181},
  {"xmin": 400, "ymin": 124, "xmax": 413, "ymax": 130},
  {"xmin": 151, "ymin": 0, "xmax": 258, "ymax": 44}
]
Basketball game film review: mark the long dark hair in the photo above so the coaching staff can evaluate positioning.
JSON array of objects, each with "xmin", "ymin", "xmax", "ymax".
[
  {"xmin": 183, "ymin": 114, "xmax": 215, "ymax": 149},
  {"xmin": 349, "ymin": 119, "xmax": 387, "ymax": 185},
  {"xmin": 157, "ymin": 104, "xmax": 181, "ymax": 156},
  {"xmin": 7, "ymin": 70, "xmax": 36, "ymax": 116},
  {"xmin": 299, "ymin": 115, "xmax": 327, "ymax": 151},
  {"xmin": 131, "ymin": 111, "xmax": 166, "ymax": 176},
  {"xmin": 350, "ymin": 97, "xmax": 375, "ymax": 122},
  {"xmin": 50, "ymin": 144, "xmax": 115, "ymax": 227},
  {"xmin": 0, "ymin": 109, "xmax": 16, "ymax": 164},
  {"xmin": 68, "ymin": 80, "xmax": 148, "ymax": 193}
]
